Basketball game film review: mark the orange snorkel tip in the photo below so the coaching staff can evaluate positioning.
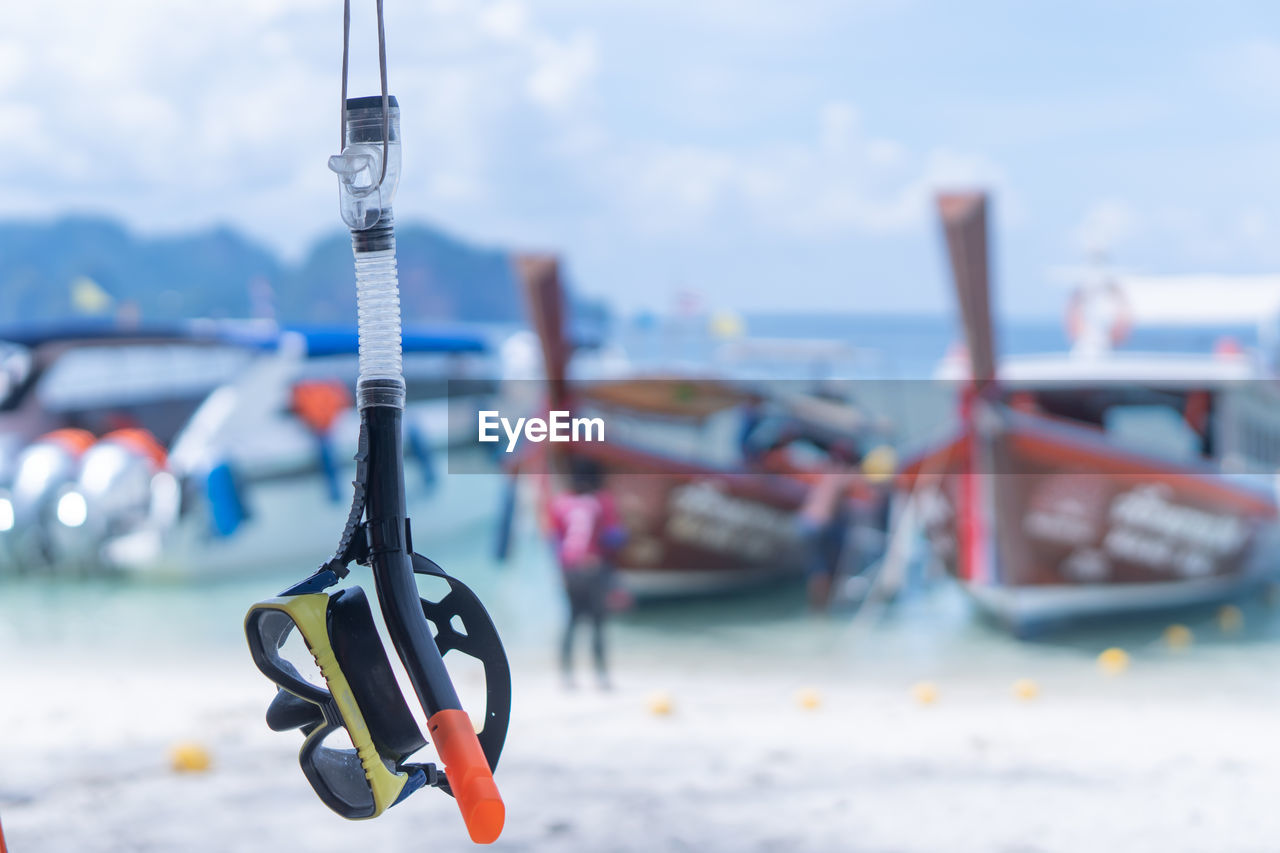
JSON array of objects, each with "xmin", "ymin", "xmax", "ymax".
[{"xmin": 429, "ymin": 709, "xmax": 505, "ymax": 843}]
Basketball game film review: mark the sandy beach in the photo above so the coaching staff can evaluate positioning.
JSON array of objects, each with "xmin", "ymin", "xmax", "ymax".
[
  {"xmin": 5, "ymin": 0, "xmax": 1280, "ymax": 850},
  {"xmin": 6, "ymin": 586, "xmax": 1280, "ymax": 853}
]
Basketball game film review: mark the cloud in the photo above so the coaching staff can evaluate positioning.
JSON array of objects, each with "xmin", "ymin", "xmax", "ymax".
[
  {"xmin": 526, "ymin": 32, "xmax": 598, "ymax": 111},
  {"xmin": 480, "ymin": 1, "xmax": 598, "ymax": 111},
  {"xmin": 1207, "ymin": 38, "xmax": 1280, "ymax": 108},
  {"xmin": 0, "ymin": 41, "xmax": 26, "ymax": 92},
  {"xmin": 1150, "ymin": 206, "xmax": 1280, "ymax": 265},
  {"xmin": 1071, "ymin": 198, "xmax": 1280, "ymax": 269},
  {"xmin": 0, "ymin": 0, "xmax": 602, "ymax": 252},
  {"xmin": 1073, "ymin": 199, "xmax": 1140, "ymax": 256},
  {"xmin": 0, "ymin": 0, "xmax": 999, "ymax": 311},
  {"xmin": 599, "ymin": 100, "xmax": 1005, "ymax": 239}
]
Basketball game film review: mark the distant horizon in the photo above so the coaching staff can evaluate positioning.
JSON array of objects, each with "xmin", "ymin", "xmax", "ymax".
[{"xmin": 7, "ymin": 209, "xmax": 1273, "ymax": 324}]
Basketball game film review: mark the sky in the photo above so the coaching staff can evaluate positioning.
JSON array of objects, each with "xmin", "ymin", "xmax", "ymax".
[{"xmin": 2, "ymin": 0, "xmax": 1280, "ymax": 316}]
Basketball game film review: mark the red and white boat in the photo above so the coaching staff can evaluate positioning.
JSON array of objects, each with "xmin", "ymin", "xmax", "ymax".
[
  {"xmin": 898, "ymin": 192, "xmax": 1280, "ymax": 633},
  {"xmin": 509, "ymin": 255, "xmax": 888, "ymax": 598}
]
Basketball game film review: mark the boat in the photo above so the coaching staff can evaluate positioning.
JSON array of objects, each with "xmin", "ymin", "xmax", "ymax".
[
  {"xmin": 0, "ymin": 321, "xmax": 499, "ymax": 578},
  {"xmin": 508, "ymin": 255, "xmax": 889, "ymax": 598},
  {"xmin": 897, "ymin": 191, "xmax": 1280, "ymax": 634}
]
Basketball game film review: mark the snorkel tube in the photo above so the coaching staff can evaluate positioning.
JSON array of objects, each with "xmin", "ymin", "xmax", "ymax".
[
  {"xmin": 331, "ymin": 95, "xmax": 505, "ymax": 842},
  {"xmin": 245, "ymin": 5, "xmax": 507, "ymax": 844}
]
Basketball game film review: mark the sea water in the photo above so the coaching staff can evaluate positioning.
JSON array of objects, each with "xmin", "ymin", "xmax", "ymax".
[{"xmin": 0, "ymin": 313, "xmax": 1272, "ymax": 674}]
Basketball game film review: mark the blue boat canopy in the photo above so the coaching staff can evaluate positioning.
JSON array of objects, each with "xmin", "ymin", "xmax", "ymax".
[
  {"xmin": 0, "ymin": 320, "xmax": 491, "ymax": 357},
  {"xmin": 285, "ymin": 325, "xmax": 489, "ymax": 356}
]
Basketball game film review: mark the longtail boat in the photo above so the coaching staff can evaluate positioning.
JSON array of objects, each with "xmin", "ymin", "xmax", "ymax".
[
  {"xmin": 512, "ymin": 255, "xmax": 888, "ymax": 598},
  {"xmin": 898, "ymin": 192, "xmax": 1280, "ymax": 634}
]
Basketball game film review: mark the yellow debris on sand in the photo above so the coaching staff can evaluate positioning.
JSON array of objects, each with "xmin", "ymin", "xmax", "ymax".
[
  {"xmin": 1011, "ymin": 678, "xmax": 1040, "ymax": 701},
  {"xmin": 1163, "ymin": 624, "xmax": 1194, "ymax": 651},
  {"xmin": 911, "ymin": 681, "xmax": 939, "ymax": 705},
  {"xmin": 1217, "ymin": 605, "xmax": 1244, "ymax": 634},
  {"xmin": 647, "ymin": 691, "xmax": 674, "ymax": 716},
  {"xmin": 169, "ymin": 741, "xmax": 212, "ymax": 773},
  {"xmin": 1097, "ymin": 647, "xmax": 1130, "ymax": 676},
  {"xmin": 795, "ymin": 688, "xmax": 822, "ymax": 710}
]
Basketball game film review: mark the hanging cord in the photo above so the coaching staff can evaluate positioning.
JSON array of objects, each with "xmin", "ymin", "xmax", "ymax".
[{"xmin": 339, "ymin": 0, "xmax": 391, "ymax": 186}]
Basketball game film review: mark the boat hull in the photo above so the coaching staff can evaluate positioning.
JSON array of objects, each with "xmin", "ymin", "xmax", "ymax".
[
  {"xmin": 104, "ymin": 452, "xmax": 501, "ymax": 580},
  {"xmin": 556, "ymin": 443, "xmax": 813, "ymax": 598},
  {"xmin": 962, "ymin": 575, "xmax": 1268, "ymax": 633},
  {"xmin": 902, "ymin": 409, "xmax": 1280, "ymax": 631}
]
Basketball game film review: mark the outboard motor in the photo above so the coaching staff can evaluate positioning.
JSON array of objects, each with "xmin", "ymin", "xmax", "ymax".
[
  {"xmin": 48, "ymin": 429, "xmax": 168, "ymax": 573},
  {"xmin": 0, "ymin": 434, "xmax": 23, "ymax": 572},
  {"xmin": 5, "ymin": 429, "xmax": 95, "ymax": 572}
]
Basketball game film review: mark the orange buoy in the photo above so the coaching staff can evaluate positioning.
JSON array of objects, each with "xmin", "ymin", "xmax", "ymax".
[{"xmin": 291, "ymin": 379, "xmax": 353, "ymax": 433}]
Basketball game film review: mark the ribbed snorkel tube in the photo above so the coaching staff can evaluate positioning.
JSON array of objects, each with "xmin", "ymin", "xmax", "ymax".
[
  {"xmin": 339, "ymin": 95, "xmax": 405, "ymax": 411},
  {"xmin": 353, "ymin": 212, "xmax": 404, "ymax": 410}
]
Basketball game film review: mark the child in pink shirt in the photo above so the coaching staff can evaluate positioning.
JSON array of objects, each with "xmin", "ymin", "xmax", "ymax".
[{"xmin": 548, "ymin": 458, "xmax": 624, "ymax": 688}]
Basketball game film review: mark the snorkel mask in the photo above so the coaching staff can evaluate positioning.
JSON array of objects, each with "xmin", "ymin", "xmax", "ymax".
[
  {"xmin": 247, "ymin": 586, "xmax": 429, "ymax": 820},
  {"xmin": 245, "ymin": 2, "xmax": 509, "ymax": 843},
  {"xmin": 245, "ymin": 551, "xmax": 511, "ymax": 826}
]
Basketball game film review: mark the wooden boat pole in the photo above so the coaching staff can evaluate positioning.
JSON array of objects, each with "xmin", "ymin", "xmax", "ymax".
[
  {"xmin": 937, "ymin": 192, "xmax": 997, "ymax": 390},
  {"xmin": 939, "ymin": 191, "xmax": 1041, "ymax": 592},
  {"xmin": 515, "ymin": 254, "xmax": 571, "ymax": 412},
  {"xmin": 935, "ymin": 191, "xmax": 1028, "ymax": 587},
  {"xmin": 496, "ymin": 254, "xmax": 571, "ymax": 556}
]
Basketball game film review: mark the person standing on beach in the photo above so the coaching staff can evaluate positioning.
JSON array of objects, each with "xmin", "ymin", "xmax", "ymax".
[
  {"xmin": 754, "ymin": 434, "xmax": 863, "ymax": 611},
  {"xmin": 798, "ymin": 458, "xmax": 860, "ymax": 612},
  {"xmin": 548, "ymin": 457, "xmax": 625, "ymax": 689}
]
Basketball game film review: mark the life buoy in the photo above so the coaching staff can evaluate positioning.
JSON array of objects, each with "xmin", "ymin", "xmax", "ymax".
[{"xmin": 1066, "ymin": 283, "xmax": 1132, "ymax": 348}]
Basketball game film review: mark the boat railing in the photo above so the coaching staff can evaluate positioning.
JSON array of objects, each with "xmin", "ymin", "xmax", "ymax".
[{"xmin": 1218, "ymin": 382, "xmax": 1280, "ymax": 475}]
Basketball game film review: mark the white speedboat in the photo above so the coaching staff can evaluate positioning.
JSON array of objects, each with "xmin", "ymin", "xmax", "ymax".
[{"xmin": 0, "ymin": 322, "xmax": 500, "ymax": 578}]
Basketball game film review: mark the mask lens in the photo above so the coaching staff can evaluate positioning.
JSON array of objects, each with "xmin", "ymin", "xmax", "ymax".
[
  {"xmin": 247, "ymin": 608, "xmax": 329, "ymax": 699},
  {"xmin": 308, "ymin": 726, "xmax": 378, "ymax": 818}
]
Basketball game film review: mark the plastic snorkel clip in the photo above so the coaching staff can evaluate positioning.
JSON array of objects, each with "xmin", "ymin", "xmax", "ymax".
[
  {"xmin": 327, "ymin": 0, "xmax": 399, "ymax": 231},
  {"xmin": 328, "ymin": 93, "xmax": 400, "ymax": 231}
]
